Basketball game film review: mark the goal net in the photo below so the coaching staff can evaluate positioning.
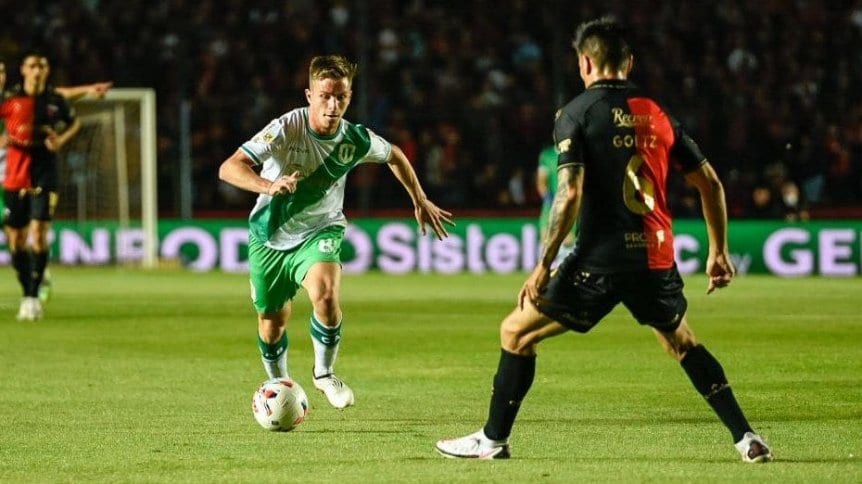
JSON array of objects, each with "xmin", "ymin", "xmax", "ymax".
[{"xmin": 56, "ymin": 88, "xmax": 158, "ymax": 268}]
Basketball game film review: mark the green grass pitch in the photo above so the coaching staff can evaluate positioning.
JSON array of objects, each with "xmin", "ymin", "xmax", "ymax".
[{"xmin": 0, "ymin": 267, "xmax": 860, "ymax": 483}]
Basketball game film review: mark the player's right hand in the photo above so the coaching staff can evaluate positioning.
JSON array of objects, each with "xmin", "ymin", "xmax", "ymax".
[
  {"xmin": 90, "ymin": 82, "xmax": 113, "ymax": 98},
  {"xmin": 706, "ymin": 252, "xmax": 735, "ymax": 294},
  {"xmin": 267, "ymin": 171, "xmax": 302, "ymax": 196},
  {"xmin": 519, "ymin": 265, "xmax": 550, "ymax": 310},
  {"xmin": 414, "ymin": 199, "xmax": 455, "ymax": 241}
]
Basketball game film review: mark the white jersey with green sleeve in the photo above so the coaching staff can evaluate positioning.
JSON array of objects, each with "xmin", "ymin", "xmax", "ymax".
[{"xmin": 240, "ymin": 107, "xmax": 392, "ymax": 250}]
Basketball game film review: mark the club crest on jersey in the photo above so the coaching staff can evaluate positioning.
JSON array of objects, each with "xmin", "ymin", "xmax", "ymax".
[
  {"xmin": 558, "ymin": 138, "xmax": 572, "ymax": 153},
  {"xmin": 336, "ymin": 143, "xmax": 356, "ymax": 164}
]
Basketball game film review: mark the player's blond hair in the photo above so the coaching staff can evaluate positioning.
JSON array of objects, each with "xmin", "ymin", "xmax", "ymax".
[{"xmin": 309, "ymin": 55, "xmax": 358, "ymax": 85}]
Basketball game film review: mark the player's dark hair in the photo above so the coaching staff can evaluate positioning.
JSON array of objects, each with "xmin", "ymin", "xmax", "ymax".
[
  {"xmin": 20, "ymin": 48, "xmax": 49, "ymax": 67},
  {"xmin": 309, "ymin": 55, "xmax": 358, "ymax": 85},
  {"xmin": 573, "ymin": 16, "xmax": 631, "ymax": 72}
]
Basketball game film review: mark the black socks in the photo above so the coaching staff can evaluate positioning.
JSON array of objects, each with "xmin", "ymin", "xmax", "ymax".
[
  {"xmin": 11, "ymin": 250, "xmax": 33, "ymax": 296},
  {"xmin": 681, "ymin": 344, "xmax": 753, "ymax": 442},
  {"xmin": 483, "ymin": 349, "xmax": 536, "ymax": 441}
]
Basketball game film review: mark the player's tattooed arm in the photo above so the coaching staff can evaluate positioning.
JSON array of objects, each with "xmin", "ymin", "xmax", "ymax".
[{"xmin": 541, "ymin": 164, "xmax": 583, "ymax": 269}]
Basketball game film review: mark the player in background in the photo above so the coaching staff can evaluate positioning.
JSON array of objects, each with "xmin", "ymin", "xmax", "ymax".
[
  {"xmin": 1, "ymin": 52, "xmax": 89, "ymax": 321},
  {"xmin": 436, "ymin": 17, "xmax": 772, "ymax": 463},
  {"xmin": 29, "ymin": 80, "xmax": 112, "ymax": 304},
  {"xmin": 219, "ymin": 55, "xmax": 454, "ymax": 409},
  {"xmin": 0, "ymin": 56, "xmax": 111, "ymax": 312},
  {"xmin": 536, "ymin": 144, "xmax": 575, "ymax": 265},
  {"xmin": 1, "ymin": 61, "xmax": 6, "ymax": 221}
]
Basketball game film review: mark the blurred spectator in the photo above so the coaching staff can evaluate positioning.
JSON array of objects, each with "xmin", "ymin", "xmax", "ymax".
[
  {"xmin": 748, "ymin": 184, "xmax": 783, "ymax": 219},
  {"xmin": 1, "ymin": 0, "xmax": 860, "ymax": 217},
  {"xmin": 779, "ymin": 180, "xmax": 809, "ymax": 222}
]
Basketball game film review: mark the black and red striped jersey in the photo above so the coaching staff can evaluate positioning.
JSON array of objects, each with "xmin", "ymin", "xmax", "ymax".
[
  {"xmin": 553, "ymin": 79, "xmax": 706, "ymax": 272},
  {"xmin": 0, "ymin": 84, "xmax": 75, "ymax": 190}
]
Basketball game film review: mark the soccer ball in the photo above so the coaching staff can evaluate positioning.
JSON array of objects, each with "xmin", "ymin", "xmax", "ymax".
[{"xmin": 252, "ymin": 378, "xmax": 309, "ymax": 431}]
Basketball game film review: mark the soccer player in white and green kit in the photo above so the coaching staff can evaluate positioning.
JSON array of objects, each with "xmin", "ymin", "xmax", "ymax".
[
  {"xmin": 219, "ymin": 55, "xmax": 454, "ymax": 409},
  {"xmin": 536, "ymin": 144, "xmax": 576, "ymax": 266}
]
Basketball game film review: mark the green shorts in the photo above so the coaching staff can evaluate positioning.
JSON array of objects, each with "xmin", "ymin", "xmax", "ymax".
[{"xmin": 248, "ymin": 225, "xmax": 344, "ymax": 314}]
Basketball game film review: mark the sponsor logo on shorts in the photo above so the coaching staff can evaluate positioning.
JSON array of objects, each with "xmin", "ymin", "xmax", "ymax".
[{"xmin": 318, "ymin": 239, "xmax": 337, "ymax": 254}]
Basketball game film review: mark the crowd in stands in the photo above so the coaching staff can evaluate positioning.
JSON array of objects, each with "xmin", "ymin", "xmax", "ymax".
[{"xmin": 2, "ymin": 0, "xmax": 861, "ymax": 219}]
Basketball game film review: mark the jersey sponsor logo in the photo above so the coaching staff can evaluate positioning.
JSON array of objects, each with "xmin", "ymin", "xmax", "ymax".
[
  {"xmin": 624, "ymin": 230, "xmax": 665, "ymax": 249},
  {"xmin": 611, "ymin": 107, "xmax": 651, "ymax": 128},
  {"xmin": 286, "ymin": 145, "xmax": 309, "ymax": 154}
]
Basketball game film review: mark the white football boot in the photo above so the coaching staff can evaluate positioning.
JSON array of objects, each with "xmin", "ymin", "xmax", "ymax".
[
  {"xmin": 436, "ymin": 429, "xmax": 511, "ymax": 459},
  {"xmin": 312, "ymin": 373, "xmax": 355, "ymax": 409},
  {"xmin": 735, "ymin": 432, "xmax": 773, "ymax": 463},
  {"xmin": 16, "ymin": 297, "xmax": 42, "ymax": 322},
  {"xmin": 16, "ymin": 298, "xmax": 31, "ymax": 321},
  {"xmin": 29, "ymin": 297, "xmax": 44, "ymax": 321}
]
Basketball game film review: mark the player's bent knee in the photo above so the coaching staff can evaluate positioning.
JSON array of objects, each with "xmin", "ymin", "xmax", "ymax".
[
  {"xmin": 499, "ymin": 317, "xmax": 542, "ymax": 356},
  {"xmin": 656, "ymin": 328, "xmax": 698, "ymax": 361}
]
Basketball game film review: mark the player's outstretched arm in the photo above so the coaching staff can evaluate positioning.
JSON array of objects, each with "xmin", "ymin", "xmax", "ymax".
[
  {"xmin": 218, "ymin": 149, "xmax": 300, "ymax": 196},
  {"xmin": 684, "ymin": 161, "xmax": 735, "ymax": 294},
  {"xmin": 56, "ymin": 82, "xmax": 113, "ymax": 101},
  {"xmin": 386, "ymin": 144, "xmax": 454, "ymax": 240}
]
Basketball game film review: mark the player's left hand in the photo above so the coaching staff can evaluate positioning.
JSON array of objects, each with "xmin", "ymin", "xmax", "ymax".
[
  {"xmin": 414, "ymin": 199, "xmax": 455, "ymax": 240},
  {"xmin": 519, "ymin": 265, "xmax": 550, "ymax": 310}
]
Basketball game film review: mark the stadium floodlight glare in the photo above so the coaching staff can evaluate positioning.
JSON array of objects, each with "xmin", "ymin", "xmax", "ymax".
[{"xmin": 58, "ymin": 88, "xmax": 158, "ymax": 268}]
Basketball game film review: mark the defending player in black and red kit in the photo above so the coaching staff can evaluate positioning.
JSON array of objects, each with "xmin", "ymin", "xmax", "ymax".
[
  {"xmin": 436, "ymin": 17, "xmax": 772, "ymax": 463},
  {"xmin": 1, "ymin": 52, "xmax": 81, "ymax": 321}
]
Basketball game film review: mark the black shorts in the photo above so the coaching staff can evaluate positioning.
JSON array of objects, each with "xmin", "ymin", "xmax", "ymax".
[
  {"xmin": 535, "ymin": 257, "xmax": 687, "ymax": 334},
  {"xmin": 3, "ymin": 189, "xmax": 58, "ymax": 228}
]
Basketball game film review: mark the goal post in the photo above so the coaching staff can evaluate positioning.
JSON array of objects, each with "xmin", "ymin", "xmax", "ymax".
[{"xmin": 58, "ymin": 88, "xmax": 159, "ymax": 268}]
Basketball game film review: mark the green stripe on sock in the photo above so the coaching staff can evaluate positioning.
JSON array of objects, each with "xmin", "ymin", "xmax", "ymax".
[
  {"xmin": 310, "ymin": 314, "xmax": 341, "ymax": 347},
  {"xmin": 258, "ymin": 332, "xmax": 287, "ymax": 361}
]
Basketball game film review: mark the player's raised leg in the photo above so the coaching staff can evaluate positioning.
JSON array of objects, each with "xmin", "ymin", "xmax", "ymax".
[
  {"xmin": 654, "ymin": 317, "xmax": 772, "ymax": 463},
  {"xmin": 436, "ymin": 303, "xmax": 567, "ymax": 459},
  {"xmin": 303, "ymin": 260, "xmax": 354, "ymax": 409}
]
